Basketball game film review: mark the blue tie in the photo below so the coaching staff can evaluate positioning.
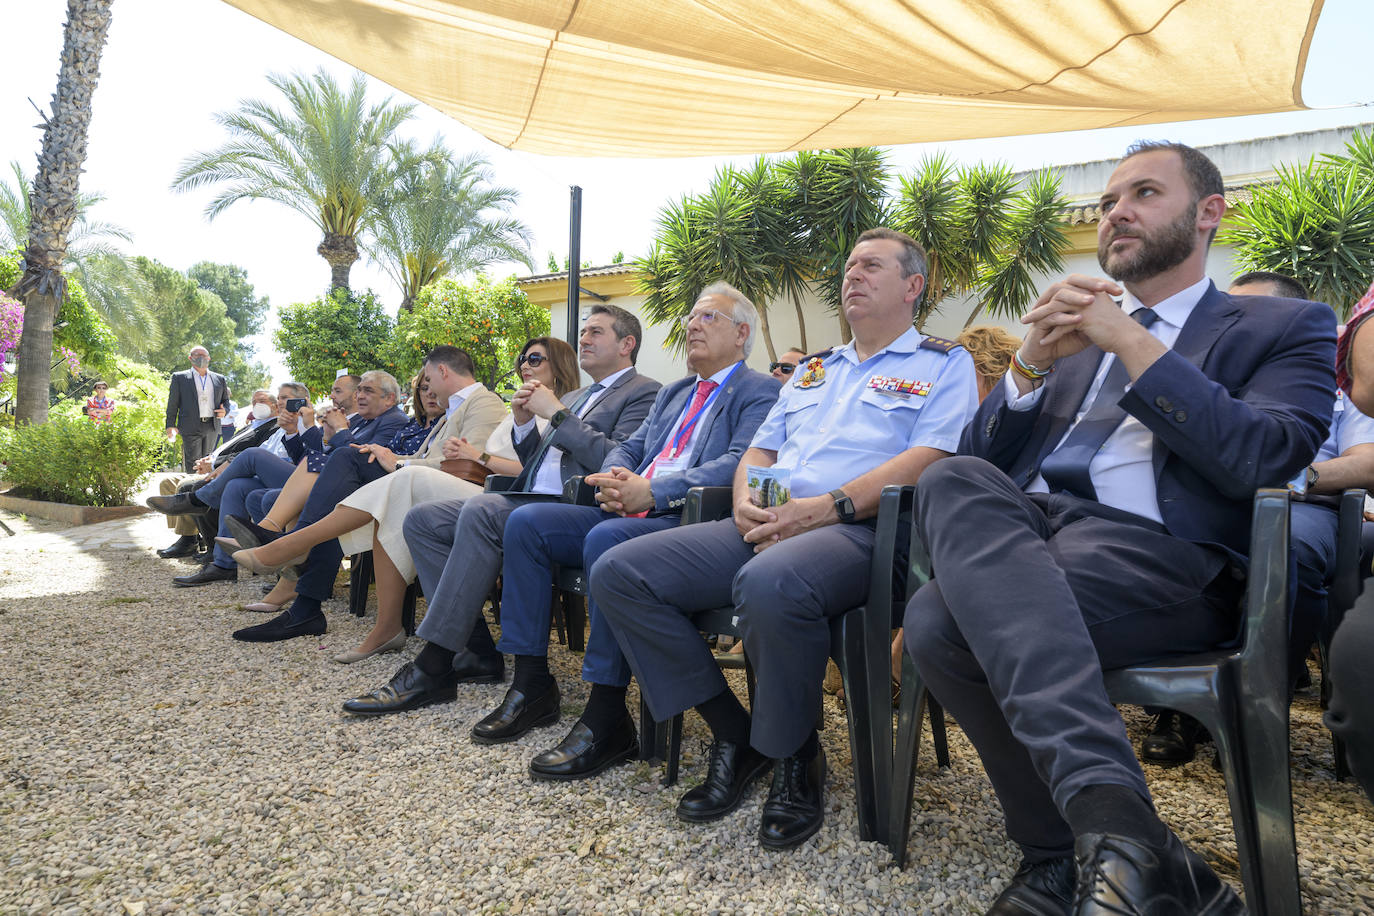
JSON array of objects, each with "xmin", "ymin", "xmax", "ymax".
[
  {"xmin": 1038, "ymin": 308, "xmax": 1160, "ymax": 500},
  {"xmin": 511, "ymin": 383, "xmax": 604, "ymax": 491}
]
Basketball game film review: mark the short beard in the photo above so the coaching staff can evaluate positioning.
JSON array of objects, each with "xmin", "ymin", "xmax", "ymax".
[{"xmin": 1097, "ymin": 205, "xmax": 1197, "ymax": 283}]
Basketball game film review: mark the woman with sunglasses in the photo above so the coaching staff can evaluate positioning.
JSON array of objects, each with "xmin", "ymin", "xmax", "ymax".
[{"xmin": 234, "ymin": 337, "xmax": 580, "ymax": 663}]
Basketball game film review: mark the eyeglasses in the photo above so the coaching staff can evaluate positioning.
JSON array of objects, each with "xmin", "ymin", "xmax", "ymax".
[
  {"xmin": 679, "ymin": 308, "xmax": 740, "ymax": 330},
  {"xmin": 518, "ymin": 352, "xmax": 548, "ymax": 367},
  {"xmin": 769, "ymin": 362, "xmax": 798, "ymax": 375}
]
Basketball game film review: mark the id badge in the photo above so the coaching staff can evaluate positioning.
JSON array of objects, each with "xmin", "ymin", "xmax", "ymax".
[{"xmin": 653, "ymin": 455, "xmax": 687, "ymax": 477}]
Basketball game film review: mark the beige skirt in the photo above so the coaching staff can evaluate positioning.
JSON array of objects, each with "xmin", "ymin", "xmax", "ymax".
[{"xmin": 336, "ymin": 465, "xmax": 484, "ymax": 582}]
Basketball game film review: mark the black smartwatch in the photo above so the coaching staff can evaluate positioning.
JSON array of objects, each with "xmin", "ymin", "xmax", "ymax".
[
  {"xmin": 549, "ymin": 408, "xmax": 570, "ymax": 428},
  {"xmin": 829, "ymin": 488, "xmax": 856, "ymax": 523}
]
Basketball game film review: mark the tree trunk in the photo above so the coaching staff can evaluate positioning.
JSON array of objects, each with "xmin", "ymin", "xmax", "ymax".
[
  {"xmin": 13, "ymin": 0, "xmax": 114, "ymax": 425},
  {"xmin": 318, "ymin": 233, "xmax": 358, "ymax": 293},
  {"xmin": 755, "ymin": 304, "xmax": 777, "ymax": 362},
  {"xmin": 791, "ymin": 294, "xmax": 808, "ymax": 352}
]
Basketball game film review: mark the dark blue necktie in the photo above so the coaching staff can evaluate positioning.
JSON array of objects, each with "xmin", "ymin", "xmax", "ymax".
[
  {"xmin": 1039, "ymin": 308, "xmax": 1160, "ymax": 500},
  {"xmin": 512, "ymin": 382, "xmax": 604, "ymax": 491}
]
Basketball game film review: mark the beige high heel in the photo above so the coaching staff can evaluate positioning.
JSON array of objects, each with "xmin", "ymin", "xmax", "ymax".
[{"xmin": 332, "ymin": 630, "xmax": 408, "ymax": 664}]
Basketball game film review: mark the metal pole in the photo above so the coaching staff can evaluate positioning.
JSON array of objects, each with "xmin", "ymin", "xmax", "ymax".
[{"xmin": 566, "ymin": 186, "xmax": 583, "ymax": 348}]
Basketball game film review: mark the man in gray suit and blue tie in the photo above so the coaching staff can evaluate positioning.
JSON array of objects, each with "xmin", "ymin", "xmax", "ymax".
[
  {"xmin": 468, "ymin": 282, "xmax": 780, "ymax": 775},
  {"xmin": 343, "ymin": 304, "xmax": 661, "ymax": 716}
]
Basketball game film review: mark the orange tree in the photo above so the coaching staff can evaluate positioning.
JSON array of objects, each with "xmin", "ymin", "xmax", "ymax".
[
  {"xmin": 273, "ymin": 288, "xmax": 394, "ymax": 394},
  {"xmin": 382, "ymin": 275, "xmax": 548, "ymax": 396}
]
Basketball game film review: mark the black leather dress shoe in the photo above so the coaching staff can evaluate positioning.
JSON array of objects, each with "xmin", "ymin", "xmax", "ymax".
[
  {"xmin": 147, "ymin": 492, "xmax": 209, "ymax": 516},
  {"xmin": 987, "ymin": 855, "xmax": 1074, "ymax": 916},
  {"xmin": 529, "ymin": 716, "xmax": 639, "ymax": 781},
  {"xmin": 172, "ymin": 563, "xmax": 237, "ymax": 587},
  {"xmin": 1072, "ymin": 831, "xmax": 1245, "ymax": 915},
  {"xmin": 758, "ymin": 748, "xmax": 826, "ymax": 849},
  {"xmin": 342, "ymin": 662, "xmax": 461, "ymax": 715},
  {"xmin": 231, "ymin": 610, "xmax": 327, "ymax": 643},
  {"xmin": 452, "ymin": 652, "xmax": 505, "ymax": 685},
  {"xmin": 1140, "ymin": 710, "xmax": 1209, "ymax": 766},
  {"xmin": 676, "ymin": 739, "xmax": 772, "ymax": 823},
  {"xmin": 157, "ymin": 535, "xmax": 200, "ymax": 559},
  {"xmin": 224, "ymin": 515, "xmax": 283, "ymax": 551},
  {"xmin": 471, "ymin": 683, "xmax": 560, "ymax": 744}
]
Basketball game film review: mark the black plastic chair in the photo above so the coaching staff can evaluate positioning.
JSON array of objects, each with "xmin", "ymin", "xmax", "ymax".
[
  {"xmin": 345, "ymin": 551, "xmax": 419, "ymax": 636},
  {"xmin": 887, "ymin": 490, "xmax": 1301, "ymax": 916},
  {"xmin": 1320, "ymin": 488, "xmax": 1367, "ymax": 782},
  {"xmin": 634, "ymin": 483, "xmax": 913, "ymax": 843}
]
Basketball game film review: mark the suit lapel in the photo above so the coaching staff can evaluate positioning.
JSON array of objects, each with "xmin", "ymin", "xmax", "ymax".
[
  {"xmin": 1171, "ymin": 283, "xmax": 1239, "ymax": 371},
  {"xmin": 1149, "ymin": 282, "xmax": 1240, "ymax": 477},
  {"xmin": 648, "ymin": 381, "xmax": 695, "ymax": 460}
]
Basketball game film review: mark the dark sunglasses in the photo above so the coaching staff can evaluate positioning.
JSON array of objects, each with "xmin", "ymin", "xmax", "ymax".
[
  {"xmin": 518, "ymin": 353, "xmax": 548, "ymax": 367},
  {"xmin": 769, "ymin": 361, "xmax": 797, "ymax": 374}
]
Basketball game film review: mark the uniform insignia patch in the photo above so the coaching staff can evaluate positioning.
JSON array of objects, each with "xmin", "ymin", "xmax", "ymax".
[
  {"xmin": 919, "ymin": 335, "xmax": 959, "ymax": 353},
  {"xmin": 867, "ymin": 375, "xmax": 932, "ymax": 398},
  {"xmin": 796, "ymin": 355, "xmax": 828, "ymax": 389}
]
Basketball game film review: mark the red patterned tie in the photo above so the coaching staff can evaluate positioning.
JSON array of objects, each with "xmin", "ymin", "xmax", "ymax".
[{"xmin": 630, "ymin": 380, "xmax": 718, "ymax": 516}]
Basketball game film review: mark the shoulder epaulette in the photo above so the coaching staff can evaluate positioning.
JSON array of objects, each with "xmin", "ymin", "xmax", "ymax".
[
  {"xmin": 802, "ymin": 347, "xmax": 835, "ymax": 362},
  {"xmin": 919, "ymin": 335, "xmax": 960, "ymax": 353}
]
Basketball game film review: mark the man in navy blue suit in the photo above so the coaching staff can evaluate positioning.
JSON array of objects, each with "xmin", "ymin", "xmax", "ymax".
[
  {"xmin": 466, "ymin": 283, "xmax": 781, "ymax": 776},
  {"xmin": 903, "ymin": 143, "xmax": 1333, "ymax": 915}
]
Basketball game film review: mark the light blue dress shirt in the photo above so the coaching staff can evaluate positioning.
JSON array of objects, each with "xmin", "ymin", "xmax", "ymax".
[{"xmin": 750, "ymin": 327, "xmax": 979, "ymax": 499}]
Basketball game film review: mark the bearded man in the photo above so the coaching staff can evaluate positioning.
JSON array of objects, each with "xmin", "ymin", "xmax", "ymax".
[{"xmin": 902, "ymin": 142, "xmax": 1334, "ymax": 915}]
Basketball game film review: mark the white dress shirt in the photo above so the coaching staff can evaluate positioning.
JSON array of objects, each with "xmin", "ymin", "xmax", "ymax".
[
  {"xmin": 1011, "ymin": 276, "xmax": 1210, "ymax": 522},
  {"xmin": 651, "ymin": 361, "xmax": 739, "ymax": 474},
  {"xmin": 516, "ymin": 366, "xmax": 631, "ymax": 494}
]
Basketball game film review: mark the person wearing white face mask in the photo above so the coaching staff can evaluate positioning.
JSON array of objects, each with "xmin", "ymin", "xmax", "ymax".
[{"xmin": 154, "ymin": 387, "xmax": 292, "ymax": 560}]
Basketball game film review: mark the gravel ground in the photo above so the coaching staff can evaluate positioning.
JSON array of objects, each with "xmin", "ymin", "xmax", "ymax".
[{"xmin": 1, "ymin": 493, "xmax": 1372, "ymax": 914}]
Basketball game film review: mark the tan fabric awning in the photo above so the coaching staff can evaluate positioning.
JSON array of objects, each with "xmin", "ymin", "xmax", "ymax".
[{"xmin": 221, "ymin": 0, "xmax": 1322, "ymax": 157}]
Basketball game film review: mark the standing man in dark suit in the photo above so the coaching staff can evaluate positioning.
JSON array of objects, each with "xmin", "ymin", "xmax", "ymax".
[
  {"xmin": 165, "ymin": 345, "xmax": 230, "ymax": 472},
  {"xmin": 342, "ymin": 304, "xmax": 660, "ymax": 716},
  {"xmin": 460, "ymin": 283, "xmax": 780, "ymax": 769},
  {"xmin": 903, "ymin": 142, "xmax": 1333, "ymax": 915}
]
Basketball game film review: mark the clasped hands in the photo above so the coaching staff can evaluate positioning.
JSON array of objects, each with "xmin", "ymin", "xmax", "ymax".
[
  {"xmin": 511, "ymin": 379, "xmax": 564, "ymax": 426},
  {"xmin": 587, "ymin": 467, "xmax": 654, "ymax": 517},
  {"xmin": 442, "ymin": 437, "xmax": 482, "ymax": 461},
  {"xmin": 1019, "ymin": 274, "xmax": 1146, "ymax": 368},
  {"xmin": 733, "ymin": 494, "xmax": 833, "ymax": 554}
]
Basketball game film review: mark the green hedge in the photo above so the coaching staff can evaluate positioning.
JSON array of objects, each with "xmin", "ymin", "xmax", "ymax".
[{"xmin": 0, "ymin": 404, "xmax": 170, "ymax": 506}]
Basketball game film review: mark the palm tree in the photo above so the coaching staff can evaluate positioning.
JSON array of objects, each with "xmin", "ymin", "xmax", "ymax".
[
  {"xmin": 11, "ymin": 0, "xmax": 115, "ymax": 424},
  {"xmin": 892, "ymin": 155, "xmax": 1069, "ymax": 328},
  {"xmin": 1222, "ymin": 128, "xmax": 1374, "ymax": 318},
  {"xmin": 365, "ymin": 145, "xmax": 534, "ymax": 310},
  {"xmin": 788, "ymin": 148, "xmax": 891, "ymax": 343},
  {"xmin": 637, "ymin": 166, "xmax": 780, "ymax": 357},
  {"xmin": 1, "ymin": 161, "xmax": 157, "ymax": 352},
  {"xmin": 172, "ymin": 69, "xmax": 416, "ymax": 293}
]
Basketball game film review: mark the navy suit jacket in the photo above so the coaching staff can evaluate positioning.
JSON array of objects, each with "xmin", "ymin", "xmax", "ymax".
[
  {"xmin": 601, "ymin": 364, "xmax": 781, "ymax": 512},
  {"xmin": 962, "ymin": 282, "xmax": 1335, "ymax": 557},
  {"xmin": 283, "ymin": 408, "xmax": 409, "ymax": 463}
]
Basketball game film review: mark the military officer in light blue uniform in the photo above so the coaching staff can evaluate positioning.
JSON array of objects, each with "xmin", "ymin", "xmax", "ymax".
[{"xmin": 593, "ymin": 228, "xmax": 980, "ymax": 850}]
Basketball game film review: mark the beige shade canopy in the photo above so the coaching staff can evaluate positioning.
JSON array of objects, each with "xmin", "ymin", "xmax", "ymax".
[{"xmin": 222, "ymin": 0, "xmax": 1322, "ymax": 157}]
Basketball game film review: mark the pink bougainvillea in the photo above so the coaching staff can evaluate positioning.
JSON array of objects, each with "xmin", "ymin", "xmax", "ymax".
[{"xmin": 0, "ymin": 293, "xmax": 22, "ymax": 384}]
